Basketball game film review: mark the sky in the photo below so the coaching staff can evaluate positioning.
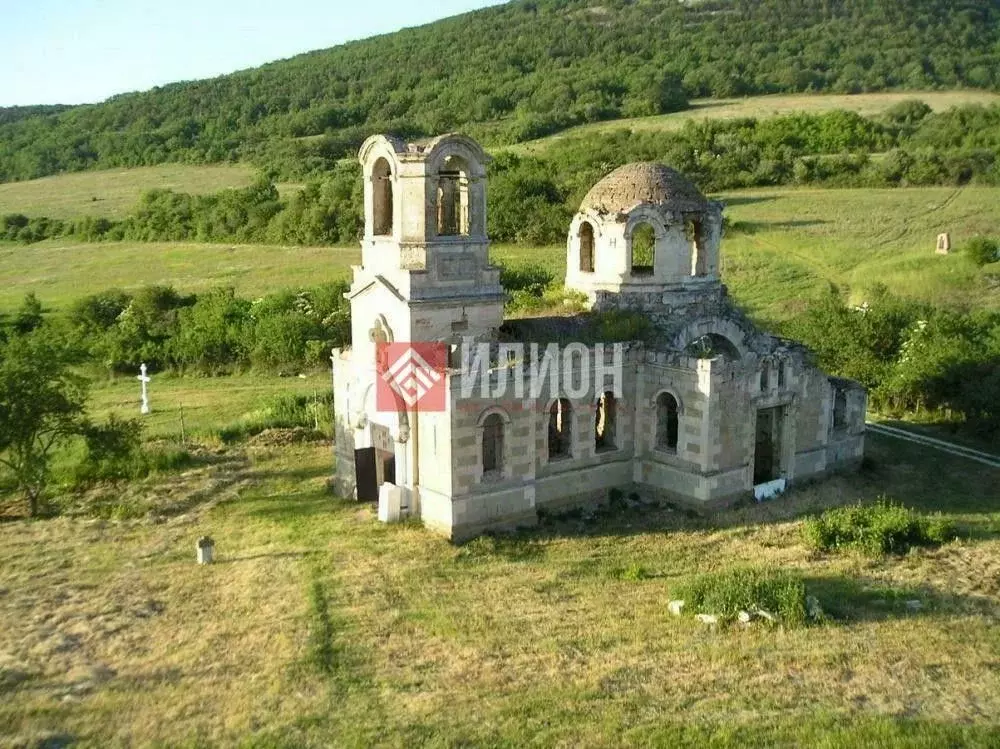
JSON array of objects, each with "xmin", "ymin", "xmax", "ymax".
[{"xmin": 0, "ymin": 0, "xmax": 506, "ymax": 107}]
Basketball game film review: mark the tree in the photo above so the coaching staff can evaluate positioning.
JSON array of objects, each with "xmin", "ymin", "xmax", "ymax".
[
  {"xmin": 13, "ymin": 292, "xmax": 43, "ymax": 334},
  {"xmin": 0, "ymin": 329, "xmax": 88, "ymax": 516},
  {"xmin": 965, "ymin": 236, "xmax": 999, "ymax": 267}
]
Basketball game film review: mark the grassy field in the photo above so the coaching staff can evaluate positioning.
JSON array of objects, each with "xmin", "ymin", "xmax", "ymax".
[
  {"xmin": 0, "ymin": 241, "xmax": 359, "ymax": 312},
  {"xmin": 5, "ymin": 186, "xmax": 996, "ymax": 324},
  {"xmin": 719, "ymin": 186, "xmax": 1000, "ymax": 321},
  {"xmin": 0, "ymin": 164, "xmax": 305, "ymax": 220},
  {"xmin": 1, "ymin": 407, "xmax": 999, "ymax": 746},
  {"xmin": 509, "ymin": 90, "xmax": 1000, "ymax": 154}
]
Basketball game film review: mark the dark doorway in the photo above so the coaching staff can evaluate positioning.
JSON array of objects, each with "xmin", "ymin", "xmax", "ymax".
[
  {"xmin": 354, "ymin": 447, "xmax": 378, "ymax": 501},
  {"xmin": 753, "ymin": 407, "xmax": 782, "ymax": 485},
  {"xmin": 383, "ymin": 455, "xmax": 396, "ymax": 486}
]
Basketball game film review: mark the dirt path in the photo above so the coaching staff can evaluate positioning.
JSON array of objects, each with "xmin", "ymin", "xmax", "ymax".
[{"xmin": 867, "ymin": 421, "xmax": 1000, "ymax": 469}]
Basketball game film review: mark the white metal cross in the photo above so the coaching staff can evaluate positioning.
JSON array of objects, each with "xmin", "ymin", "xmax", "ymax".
[{"xmin": 138, "ymin": 363, "xmax": 151, "ymax": 415}]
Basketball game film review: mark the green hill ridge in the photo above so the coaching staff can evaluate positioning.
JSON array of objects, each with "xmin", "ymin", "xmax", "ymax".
[{"xmin": 2, "ymin": 0, "xmax": 999, "ymax": 182}]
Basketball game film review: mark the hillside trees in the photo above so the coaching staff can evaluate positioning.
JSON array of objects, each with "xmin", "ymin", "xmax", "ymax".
[
  {"xmin": 3, "ymin": 105, "xmax": 1000, "ymax": 249},
  {"xmin": 785, "ymin": 288, "xmax": 1000, "ymax": 439},
  {"xmin": 1, "ymin": 0, "xmax": 998, "ymax": 182}
]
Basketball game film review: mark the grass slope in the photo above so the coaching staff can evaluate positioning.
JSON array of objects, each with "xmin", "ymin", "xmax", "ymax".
[
  {"xmin": 0, "ymin": 164, "xmax": 261, "ymax": 220},
  {"xmin": 0, "ymin": 241, "xmax": 359, "ymax": 312},
  {"xmin": 719, "ymin": 186, "xmax": 1000, "ymax": 321},
  {"xmin": 510, "ymin": 90, "xmax": 1000, "ymax": 154},
  {"xmin": 1, "ymin": 423, "xmax": 999, "ymax": 745},
  {"xmin": 3, "ymin": 186, "xmax": 998, "ymax": 321}
]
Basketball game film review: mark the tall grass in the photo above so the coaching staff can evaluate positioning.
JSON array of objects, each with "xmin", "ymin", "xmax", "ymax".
[{"xmin": 803, "ymin": 498, "xmax": 955, "ymax": 555}]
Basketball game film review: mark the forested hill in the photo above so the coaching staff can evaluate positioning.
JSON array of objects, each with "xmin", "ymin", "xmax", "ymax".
[{"xmin": 3, "ymin": 0, "xmax": 999, "ymax": 182}]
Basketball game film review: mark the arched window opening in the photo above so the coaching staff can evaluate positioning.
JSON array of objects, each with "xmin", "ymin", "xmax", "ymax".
[
  {"xmin": 548, "ymin": 398, "xmax": 572, "ymax": 459},
  {"xmin": 482, "ymin": 413, "xmax": 505, "ymax": 476},
  {"xmin": 372, "ymin": 157, "xmax": 393, "ymax": 236},
  {"xmin": 777, "ymin": 360, "xmax": 786, "ymax": 388},
  {"xmin": 437, "ymin": 155, "xmax": 470, "ymax": 237},
  {"xmin": 595, "ymin": 391, "xmax": 617, "ymax": 451},
  {"xmin": 687, "ymin": 219, "xmax": 706, "ymax": 276},
  {"xmin": 631, "ymin": 223, "xmax": 655, "ymax": 276},
  {"xmin": 656, "ymin": 392, "xmax": 679, "ymax": 452},
  {"xmin": 760, "ymin": 360, "xmax": 771, "ymax": 391},
  {"xmin": 832, "ymin": 388, "xmax": 848, "ymax": 430},
  {"xmin": 579, "ymin": 222, "xmax": 595, "ymax": 273},
  {"xmin": 685, "ymin": 333, "xmax": 740, "ymax": 361}
]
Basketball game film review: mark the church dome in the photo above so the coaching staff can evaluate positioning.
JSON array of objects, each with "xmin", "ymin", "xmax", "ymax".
[{"xmin": 581, "ymin": 162, "xmax": 708, "ymax": 215}]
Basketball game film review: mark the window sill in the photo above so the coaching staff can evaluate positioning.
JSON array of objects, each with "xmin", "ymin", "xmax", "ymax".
[{"xmin": 480, "ymin": 469, "xmax": 505, "ymax": 484}]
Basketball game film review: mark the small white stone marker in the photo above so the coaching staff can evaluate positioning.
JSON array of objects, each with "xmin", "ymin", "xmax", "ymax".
[
  {"xmin": 668, "ymin": 600, "xmax": 685, "ymax": 616},
  {"xmin": 695, "ymin": 614, "xmax": 718, "ymax": 625},
  {"xmin": 936, "ymin": 233, "xmax": 951, "ymax": 255},
  {"xmin": 196, "ymin": 536, "xmax": 214, "ymax": 565},
  {"xmin": 737, "ymin": 610, "xmax": 752, "ymax": 624},
  {"xmin": 137, "ymin": 363, "xmax": 151, "ymax": 415}
]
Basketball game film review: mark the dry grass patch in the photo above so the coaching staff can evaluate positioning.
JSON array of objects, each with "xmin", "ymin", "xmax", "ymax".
[{"xmin": 1, "ymin": 434, "xmax": 999, "ymax": 745}]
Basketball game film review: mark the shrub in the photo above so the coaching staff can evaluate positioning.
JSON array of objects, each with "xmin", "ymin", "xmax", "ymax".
[
  {"xmin": 216, "ymin": 392, "xmax": 332, "ymax": 443},
  {"xmin": 803, "ymin": 498, "xmax": 956, "ymax": 556},
  {"xmin": 620, "ymin": 562, "xmax": 649, "ymax": 581},
  {"xmin": 76, "ymin": 414, "xmax": 145, "ymax": 483},
  {"xmin": 596, "ymin": 310, "xmax": 651, "ymax": 342},
  {"xmin": 965, "ymin": 236, "xmax": 999, "ymax": 267},
  {"xmin": 674, "ymin": 567, "xmax": 807, "ymax": 626},
  {"xmin": 249, "ymin": 311, "xmax": 323, "ymax": 372}
]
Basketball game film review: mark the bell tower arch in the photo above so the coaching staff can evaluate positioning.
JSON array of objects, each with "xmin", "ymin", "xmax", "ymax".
[{"xmin": 351, "ymin": 134, "xmax": 504, "ymax": 358}]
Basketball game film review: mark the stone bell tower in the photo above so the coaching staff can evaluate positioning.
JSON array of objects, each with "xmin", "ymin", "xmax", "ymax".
[{"xmin": 348, "ymin": 133, "xmax": 505, "ymax": 362}]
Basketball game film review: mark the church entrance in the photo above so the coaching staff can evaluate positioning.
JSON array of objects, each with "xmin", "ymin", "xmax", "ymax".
[
  {"xmin": 753, "ymin": 407, "xmax": 783, "ymax": 485},
  {"xmin": 354, "ymin": 448, "xmax": 378, "ymax": 501},
  {"xmin": 354, "ymin": 423, "xmax": 397, "ymax": 502}
]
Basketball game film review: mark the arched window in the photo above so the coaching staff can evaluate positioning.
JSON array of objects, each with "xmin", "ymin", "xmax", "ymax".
[
  {"xmin": 595, "ymin": 391, "xmax": 617, "ymax": 451},
  {"xmin": 760, "ymin": 360, "xmax": 771, "ymax": 391},
  {"xmin": 631, "ymin": 223, "xmax": 655, "ymax": 276},
  {"xmin": 832, "ymin": 388, "xmax": 848, "ymax": 430},
  {"xmin": 548, "ymin": 398, "xmax": 572, "ymax": 459},
  {"xmin": 437, "ymin": 155, "xmax": 470, "ymax": 236},
  {"xmin": 372, "ymin": 157, "xmax": 393, "ymax": 236},
  {"xmin": 656, "ymin": 392, "xmax": 679, "ymax": 451},
  {"xmin": 687, "ymin": 218, "xmax": 706, "ymax": 276},
  {"xmin": 777, "ymin": 359, "xmax": 786, "ymax": 388},
  {"xmin": 685, "ymin": 333, "xmax": 741, "ymax": 361},
  {"xmin": 482, "ymin": 413, "xmax": 505, "ymax": 475},
  {"xmin": 579, "ymin": 222, "xmax": 595, "ymax": 273}
]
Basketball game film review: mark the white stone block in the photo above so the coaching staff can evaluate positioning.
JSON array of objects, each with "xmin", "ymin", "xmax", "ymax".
[{"xmin": 378, "ymin": 483, "xmax": 404, "ymax": 523}]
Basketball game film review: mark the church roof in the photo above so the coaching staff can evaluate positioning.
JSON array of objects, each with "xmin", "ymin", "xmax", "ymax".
[{"xmin": 580, "ymin": 162, "xmax": 708, "ymax": 215}]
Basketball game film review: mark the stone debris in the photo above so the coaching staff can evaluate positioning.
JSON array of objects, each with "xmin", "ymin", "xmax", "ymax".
[
  {"xmin": 806, "ymin": 595, "xmax": 824, "ymax": 620},
  {"xmin": 668, "ymin": 600, "xmax": 685, "ymax": 616},
  {"xmin": 753, "ymin": 609, "xmax": 777, "ymax": 623},
  {"xmin": 695, "ymin": 613, "xmax": 718, "ymax": 625},
  {"xmin": 737, "ymin": 610, "xmax": 752, "ymax": 624}
]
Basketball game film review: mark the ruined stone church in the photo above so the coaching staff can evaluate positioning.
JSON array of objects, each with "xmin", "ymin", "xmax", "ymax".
[{"xmin": 332, "ymin": 133, "xmax": 866, "ymax": 541}]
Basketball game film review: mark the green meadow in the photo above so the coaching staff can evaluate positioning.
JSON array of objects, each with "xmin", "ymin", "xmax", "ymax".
[
  {"xmin": 4, "ymin": 186, "xmax": 997, "ymax": 325},
  {"xmin": 507, "ymin": 90, "xmax": 1000, "ymax": 154}
]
